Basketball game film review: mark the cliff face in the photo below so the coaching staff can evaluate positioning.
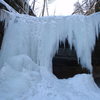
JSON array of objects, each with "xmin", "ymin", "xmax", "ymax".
[
  {"xmin": 0, "ymin": 0, "xmax": 36, "ymax": 16},
  {"xmin": 95, "ymin": 1, "xmax": 100, "ymax": 12},
  {"xmin": 0, "ymin": 21, "xmax": 4, "ymax": 49},
  {"xmin": 93, "ymin": 35, "xmax": 100, "ymax": 78},
  {"xmin": 4, "ymin": 0, "xmax": 29, "ymax": 14},
  {"xmin": 0, "ymin": 0, "xmax": 36, "ymax": 49}
]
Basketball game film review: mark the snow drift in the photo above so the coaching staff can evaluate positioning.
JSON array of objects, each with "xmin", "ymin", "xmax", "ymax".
[{"xmin": 0, "ymin": 10, "xmax": 100, "ymax": 100}]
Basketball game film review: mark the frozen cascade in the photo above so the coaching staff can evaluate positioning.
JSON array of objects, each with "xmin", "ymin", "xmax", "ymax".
[
  {"xmin": 0, "ymin": 10, "xmax": 100, "ymax": 100},
  {"xmin": 0, "ymin": 10, "xmax": 100, "ymax": 72}
]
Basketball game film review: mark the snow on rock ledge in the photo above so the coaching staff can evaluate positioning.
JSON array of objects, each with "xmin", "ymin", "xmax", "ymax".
[{"xmin": 0, "ymin": 0, "xmax": 17, "ymax": 13}]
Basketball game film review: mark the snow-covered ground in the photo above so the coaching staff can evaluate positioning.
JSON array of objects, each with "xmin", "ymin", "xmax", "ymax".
[{"xmin": 0, "ymin": 10, "xmax": 100, "ymax": 100}]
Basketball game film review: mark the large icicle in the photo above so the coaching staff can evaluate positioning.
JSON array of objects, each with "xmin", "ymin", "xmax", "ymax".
[{"xmin": 0, "ymin": 10, "xmax": 100, "ymax": 73}]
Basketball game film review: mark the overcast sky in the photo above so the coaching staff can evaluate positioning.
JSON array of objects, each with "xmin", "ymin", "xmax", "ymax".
[
  {"xmin": 48, "ymin": 0, "xmax": 83, "ymax": 16},
  {"xmin": 29, "ymin": 0, "xmax": 82, "ymax": 16}
]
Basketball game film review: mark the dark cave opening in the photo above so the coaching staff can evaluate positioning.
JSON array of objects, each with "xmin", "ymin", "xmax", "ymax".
[
  {"xmin": 52, "ymin": 37, "xmax": 100, "ymax": 87},
  {"xmin": 52, "ymin": 40, "xmax": 90, "ymax": 79}
]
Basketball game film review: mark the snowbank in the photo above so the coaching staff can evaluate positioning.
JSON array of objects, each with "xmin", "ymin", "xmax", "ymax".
[
  {"xmin": 31, "ymin": 74, "xmax": 100, "ymax": 100},
  {"xmin": 0, "ymin": 66, "xmax": 100, "ymax": 100},
  {"xmin": 0, "ymin": 10, "xmax": 100, "ymax": 100},
  {"xmin": 0, "ymin": 55, "xmax": 41, "ymax": 100}
]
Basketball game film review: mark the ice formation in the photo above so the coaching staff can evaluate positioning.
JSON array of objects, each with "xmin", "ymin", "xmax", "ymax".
[
  {"xmin": 0, "ymin": 10, "xmax": 100, "ymax": 72},
  {"xmin": 0, "ymin": 10, "xmax": 100, "ymax": 100}
]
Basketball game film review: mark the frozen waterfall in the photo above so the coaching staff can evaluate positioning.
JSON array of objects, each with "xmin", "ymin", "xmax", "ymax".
[{"xmin": 0, "ymin": 10, "xmax": 100, "ymax": 73}]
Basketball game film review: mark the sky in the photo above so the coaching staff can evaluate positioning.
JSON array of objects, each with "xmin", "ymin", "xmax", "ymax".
[
  {"xmin": 29, "ymin": 0, "xmax": 83, "ymax": 16},
  {"xmin": 48, "ymin": 0, "xmax": 79, "ymax": 16}
]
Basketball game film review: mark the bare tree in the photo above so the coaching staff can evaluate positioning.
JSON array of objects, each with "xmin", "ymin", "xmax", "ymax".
[
  {"xmin": 45, "ymin": 0, "xmax": 49, "ymax": 16},
  {"xmin": 42, "ymin": 0, "xmax": 46, "ymax": 16},
  {"xmin": 73, "ymin": 1, "xmax": 84, "ymax": 14},
  {"xmin": 73, "ymin": 0, "xmax": 99, "ymax": 15},
  {"xmin": 41, "ymin": 0, "xmax": 49, "ymax": 16}
]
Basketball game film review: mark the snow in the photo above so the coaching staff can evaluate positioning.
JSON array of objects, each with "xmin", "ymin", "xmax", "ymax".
[
  {"xmin": 0, "ymin": 55, "xmax": 41, "ymax": 100},
  {"xmin": 0, "ymin": 67, "xmax": 100, "ymax": 100},
  {"xmin": 0, "ymin": 10, "xmax": 100, "ymax": 100},
  {"xmin": 32, "ymin": 74, "xmax": 100, "ymax": 100}
]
